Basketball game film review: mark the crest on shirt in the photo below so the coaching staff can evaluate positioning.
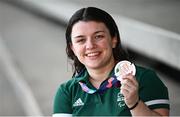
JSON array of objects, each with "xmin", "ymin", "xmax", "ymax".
[{"xmin": 117, "ymin": 92, "xmax": 125, "ymax": 107}]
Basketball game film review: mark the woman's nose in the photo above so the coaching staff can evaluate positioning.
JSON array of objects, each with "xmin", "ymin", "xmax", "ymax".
[{"xmin": 86, "ymin": 39, "xmax": 96, "ymax": 49}]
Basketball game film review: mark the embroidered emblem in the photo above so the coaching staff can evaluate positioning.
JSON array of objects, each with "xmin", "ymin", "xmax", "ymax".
[
  {"xmin": 117, "ymin": 92, "xmax": 125, "ymax": 107},
  {"xmin": 73, "ymin": 98, "xmax": 84, "ymax": 107}
]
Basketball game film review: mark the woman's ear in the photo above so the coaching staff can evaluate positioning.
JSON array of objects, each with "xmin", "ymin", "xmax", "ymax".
[{"xmin": 112, "ymin": 36, "xmax": 118, "ymax": 48}]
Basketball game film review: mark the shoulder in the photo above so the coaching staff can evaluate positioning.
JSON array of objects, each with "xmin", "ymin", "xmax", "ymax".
[
  {"xmin": 135, "ymin": 65, "xmax": 168, "ymax": 88},
  {"xmin": 53, "ymin": 78, "xmax": 78, "ymax": 114},
  {"xmin": 135, "ymin": 65, "xmax": 156, "ymax": 78},
  {"xmin": 54, "ymin": 78, "xmax": 80, "ymax": 108},
  {"xmin": 57, "ymin": 78, "xmax": 79, "ymax": 94},
  {"xmin": 135, "ymin": 65, "xmax": 160, "ymax": 81},
  {"xmin": 56, "ymin": 69, "xmax": 88, "ymax": 95}
]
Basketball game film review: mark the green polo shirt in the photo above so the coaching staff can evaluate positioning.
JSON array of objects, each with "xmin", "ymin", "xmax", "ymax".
[{"xmin": 53, "ymin": 65, "xmax": 169, "ymax": 116}]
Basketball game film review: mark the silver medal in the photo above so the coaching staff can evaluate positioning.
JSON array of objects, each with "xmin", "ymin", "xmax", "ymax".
[{"xmin": 114, "ymin": 60, "xmax": 136, "ymax": 81}]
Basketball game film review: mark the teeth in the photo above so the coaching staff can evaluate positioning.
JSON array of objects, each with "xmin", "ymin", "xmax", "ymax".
[{"xmin": 86, "ymin": 52, "xmax": 99, "ymax": 57}]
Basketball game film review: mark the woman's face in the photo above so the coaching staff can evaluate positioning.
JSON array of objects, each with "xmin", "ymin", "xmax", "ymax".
[{"xmin": 71, "ymin": 21, "xmax": 117, "ymax": 70}]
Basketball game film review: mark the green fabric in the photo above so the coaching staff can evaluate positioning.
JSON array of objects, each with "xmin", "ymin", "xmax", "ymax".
[{"xmin": 53, "ymin": 65, "xmax": 169, "ymax": 116}]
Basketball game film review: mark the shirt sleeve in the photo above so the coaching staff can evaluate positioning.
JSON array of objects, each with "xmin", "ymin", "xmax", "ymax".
[
  {"xmin": 53, "ymin": 83, "xmax": 72, "ymax": 114},
  {"xmin": 138, "ymin": 69, "xmax": 170, "ymax": 110}
]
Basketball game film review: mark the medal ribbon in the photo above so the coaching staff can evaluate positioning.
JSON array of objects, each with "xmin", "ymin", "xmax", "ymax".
[{"xmin": 79, "ymin": 76, "xmax": 120, "ymax": 94}]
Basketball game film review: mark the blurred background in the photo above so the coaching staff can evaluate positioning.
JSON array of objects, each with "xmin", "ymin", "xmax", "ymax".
[{"xmin": 0, "ymin": 0, "xmax": 180, "ymax": 116}]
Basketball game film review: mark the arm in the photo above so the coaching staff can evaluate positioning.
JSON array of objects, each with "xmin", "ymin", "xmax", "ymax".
[
  {"xmin": 130, "ymin": 100, "xmax": 169, "ymax": 116},
  {"xmin": 121, "ymin": 73, "xmax": 169, "ymax": 116}
]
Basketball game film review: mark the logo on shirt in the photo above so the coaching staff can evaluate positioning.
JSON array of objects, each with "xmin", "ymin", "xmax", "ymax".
[
  {"xmin": 117, "ymin": 92, "xmax": 125, "ymax": 107},
  {"xmin": 73, "ymin": 98, "xmax": 84, "ymax": 107}
]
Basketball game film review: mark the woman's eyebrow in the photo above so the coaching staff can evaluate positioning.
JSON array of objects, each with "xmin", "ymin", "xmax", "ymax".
[
  {"xmin": 72, "ymin": 35, "xmax": 85, "ymax": 39},
  {"xmin": 72, "ymin": 31, "xmax": 105, "ymax": 39},
  {"xmin": 94, "ymin": 30, "xmax": 105, "ymax": 34}
]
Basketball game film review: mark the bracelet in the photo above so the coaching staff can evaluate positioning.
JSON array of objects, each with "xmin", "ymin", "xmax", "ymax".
[{"xmin": 129, "ymin": 98, "xmax": 140, "ymax": 110}]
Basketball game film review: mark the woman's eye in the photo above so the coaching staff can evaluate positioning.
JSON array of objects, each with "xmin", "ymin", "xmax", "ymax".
[
  {"xmin": 95, "ymin": 35, "xmax": 104, "ymax": 40},
  {"xmin": 76, "ymin": 39, "xmax": 85, "ymax": 43}
]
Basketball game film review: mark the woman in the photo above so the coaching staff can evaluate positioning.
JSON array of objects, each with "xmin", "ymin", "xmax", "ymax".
[{"xmin": 53, "ymin": 7, "xmax": 169, "ymax": 116}]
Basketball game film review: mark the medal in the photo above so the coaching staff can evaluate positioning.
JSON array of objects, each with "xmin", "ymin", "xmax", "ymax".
[{"xmin": 114, "ymin": 60, "xmax": 136, "ymax": 81}]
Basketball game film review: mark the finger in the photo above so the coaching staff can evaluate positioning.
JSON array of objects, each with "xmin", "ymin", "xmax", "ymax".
[
  {"xmin": 120, "ymin": 85, "xmax": 129, "ymax": 97},
  {"xmin": 121, "ymin": 78, "xmax": 139, "ymax": 98},
  {"xmin": 121, "ymin": 77, "xmax": 137, "ymax": 89},
  {"xmin": 122, "ymin": 74, "xmax": 138, "ymax": 87},
  {"xmin": 121, "ymin": 81, "xmax": 131, "ymax": 90},
  {"xmin": 121, "ymin": 83, "xmax": 138, "ymax": 102},
  {"xmin": 121, "ymin": 80, "xmax": 136, "ymax": 94},
  {"xmin": 121, "ymin": 80, "xmax": 137, "ymax": 95}
]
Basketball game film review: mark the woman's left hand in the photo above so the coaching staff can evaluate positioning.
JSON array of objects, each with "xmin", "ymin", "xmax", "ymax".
[{"xmin": 120, "ymin": 73, "xmax": 139, "ymax": 108}]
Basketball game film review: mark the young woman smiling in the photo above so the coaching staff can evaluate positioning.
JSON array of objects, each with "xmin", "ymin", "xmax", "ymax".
[{"xmin": 53, "ymin": 7, "xmax": 170, "ymax": 117}]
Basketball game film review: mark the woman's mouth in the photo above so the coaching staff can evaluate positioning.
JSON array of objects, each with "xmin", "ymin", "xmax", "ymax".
[{"xmin": 85, "ymin": 52, "xmax": 101, "ymax": 58}]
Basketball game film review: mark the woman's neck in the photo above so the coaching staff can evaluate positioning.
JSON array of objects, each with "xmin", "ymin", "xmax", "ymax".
[{"xmin": 87, "ymin": 59, "xmax": 115, "ymax": 89}]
